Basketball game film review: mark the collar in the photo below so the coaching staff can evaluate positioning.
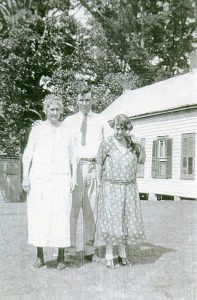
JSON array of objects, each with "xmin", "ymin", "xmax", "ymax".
[{"xmin": 78, "ymin": 110, "xmax": 94, "ymax": 117}]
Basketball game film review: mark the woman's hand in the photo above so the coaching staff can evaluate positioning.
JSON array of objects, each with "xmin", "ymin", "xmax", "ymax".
[
  {"xmin": 133, "ymin": 143, "xmax": 141, "ymax": 157},
  {"xmin": 22, "ymin": 177, "xmax": 31, "ymax": 193}
]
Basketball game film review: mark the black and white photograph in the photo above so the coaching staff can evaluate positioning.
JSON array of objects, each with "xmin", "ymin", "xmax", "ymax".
[{"xmin": 0, "ymin": 1, "xmax": 197, "ymax": 299}]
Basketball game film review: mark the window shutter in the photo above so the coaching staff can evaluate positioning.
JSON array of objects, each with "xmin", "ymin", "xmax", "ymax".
[
  {"xmin": 151, "ymin": 140, "xmax": 158, "ymax": 178},
  {"xmin": 166, "ymin": 138, "xmax": 173, "ymax": 178},
  {"xmin": 181, "ymin": 133, "xmax": 195, "ymax": 180},
  {"xmin": 137, "ymin": 138, "xmax": 145, "ymax": 178}
]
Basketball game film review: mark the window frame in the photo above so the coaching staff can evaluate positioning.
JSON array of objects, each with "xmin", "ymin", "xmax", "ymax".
[
  {"xmin": 157, "ymin": 137, "xmax": 167, "ymax": 178},
  {"xmin": 152, "ymin": 136, "xmax": 172, "ymax": 179}
]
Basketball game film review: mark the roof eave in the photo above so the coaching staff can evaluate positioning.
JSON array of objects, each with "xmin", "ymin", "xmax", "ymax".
[{"xmin": 129, "ymin": 104, "xmax": 197, "ymax": 120}]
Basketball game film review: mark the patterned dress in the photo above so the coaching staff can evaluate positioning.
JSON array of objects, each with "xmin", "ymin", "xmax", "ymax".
[{"xmin": 95, "ymin": 136, "xmax": 146, "ymax": 245}]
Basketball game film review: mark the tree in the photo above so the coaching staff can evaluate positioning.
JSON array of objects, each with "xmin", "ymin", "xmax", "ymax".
[
  {"xmin": 1, "ymin": 0, "xmax": 196, "ymax": 155},
  {"xmin": 0, "ymin": 1, "xmax": 78, "ymax": 155},
  {"xmin": 77, "ymin": 0, "xmax": 196, "ymax": 85}
]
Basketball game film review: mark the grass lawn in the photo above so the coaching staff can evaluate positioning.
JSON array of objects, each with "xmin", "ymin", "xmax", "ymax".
[{"xmin": 0, "ymin": 200, "xmax": 196, "ymax": 300}]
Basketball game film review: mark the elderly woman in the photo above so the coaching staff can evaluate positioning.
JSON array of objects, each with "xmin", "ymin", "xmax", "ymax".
[
  {"xmin": 96, "ymin": 114, "xmax": 146, "ymax": 268},
  {"xmin": 22, "ymin": 94, "xmax": 77, "ymax": 270}
]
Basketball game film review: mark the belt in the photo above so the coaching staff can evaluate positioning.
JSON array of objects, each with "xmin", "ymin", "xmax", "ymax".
[
  {"xmin": 80, "ymin": 158, "xmax": 96, "ymax": 162},
  {"xmin": 105, "ymin": 178, "xmax": 136, "ymax": 185}
]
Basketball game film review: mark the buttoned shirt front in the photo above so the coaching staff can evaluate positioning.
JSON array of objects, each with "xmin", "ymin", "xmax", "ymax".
[{"xmin": 63, "ymin": 111, "xmax": 104, "ymax": 159}]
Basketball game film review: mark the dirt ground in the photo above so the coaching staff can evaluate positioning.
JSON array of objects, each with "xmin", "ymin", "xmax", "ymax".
[{"xmin": 0, "ymin": 200, "xmax": 196, "ymax": 300}]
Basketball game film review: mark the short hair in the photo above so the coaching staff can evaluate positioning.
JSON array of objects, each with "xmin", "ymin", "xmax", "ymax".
[
  {"xmin": 108, "ymin": 114, "xmax": 133, "ymax": 131},
  {"xmin": 43, "ymin": 94, "xmax": 63, "ymax": 114},
  {"xmin": 78, "ymin": 85, "xmax": 91, "ymax": 96}
]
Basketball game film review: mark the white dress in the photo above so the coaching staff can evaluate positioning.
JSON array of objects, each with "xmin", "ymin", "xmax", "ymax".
[{"xmin": 22, "ymin": 121, "xmax": 77, "ymax": 247}]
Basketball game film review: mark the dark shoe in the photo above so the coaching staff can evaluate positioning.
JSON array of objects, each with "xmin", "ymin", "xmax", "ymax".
[
  {"xmin": 65, "ymin": 255, "xmax": 82, "ymax": 268},
  {"xmin": 57, "ymin": 261, "xmax": 67, "ymax": 271},
  {"xmin": 65, "ymin": 255, "xmax": 77, "ymax": 262},
  {"xmin": 118, "ymin": 256, "xmax": 129, "ymax": 266},
  {"xmin": 34, "ymin": 257, "xmax": 44, "ymax": 269},
  {"xmin": 84, "ymin": 254, "xmax": 94, "ymax": 262}
]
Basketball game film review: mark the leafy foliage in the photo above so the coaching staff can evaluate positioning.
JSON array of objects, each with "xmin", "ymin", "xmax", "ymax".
[
  {"xmin": 0, "ymin": 0, "xmax": 196, "ymax": 156},
  {"xmin": 78, "ymin": 0, "xmax": 196, "ymax": 85},
  {"xmin": 0, "ymin": 1, "xmax": 77, "ymax": 155}
]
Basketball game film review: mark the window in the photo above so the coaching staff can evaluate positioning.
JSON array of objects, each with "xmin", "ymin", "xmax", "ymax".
[
  {"xmin": 152, "ymin": 137, "xmax": 172, "ymax": 179},
  {"xmin": 181, "ymin": 133, "xmax": 195, "ymax": 180},
  {"xmin": 158, "ymin": 138, "xmax": 167, "ymax": 176},
  {"xmin": 137, "ymin": 138, "xmax": 145, "ymax": 178}
]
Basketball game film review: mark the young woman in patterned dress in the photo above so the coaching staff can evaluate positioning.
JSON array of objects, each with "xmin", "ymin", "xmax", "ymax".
[{"xmin": 96, "ymin": 114, "xmax": 146, "ymax": 268}]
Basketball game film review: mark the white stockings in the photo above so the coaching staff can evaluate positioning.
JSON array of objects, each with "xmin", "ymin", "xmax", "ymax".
[{"xmin": 105, "ymin": 239, "xmax": 126, "ymax": 260}]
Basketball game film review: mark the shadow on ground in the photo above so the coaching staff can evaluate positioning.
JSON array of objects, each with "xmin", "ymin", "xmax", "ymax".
[
  {"xmin": 95, "ymin": 242, "xmax": 175, "ymax": 266},
  {"xmin": 45, "ymin": 260, "xmax": 59, "ymax": 269},
  {"xmin": 46, "ymin": 258, "xmax": 86, "ymax": 269},
  {"xmin": 66, "ymin": 242, "xmax": 175, "ymax": 268}
]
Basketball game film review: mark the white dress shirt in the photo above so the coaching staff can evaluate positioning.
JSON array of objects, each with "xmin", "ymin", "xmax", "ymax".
[{"xmin": 63, "ymin": 111, "xmax": 104, "ymax": 159}]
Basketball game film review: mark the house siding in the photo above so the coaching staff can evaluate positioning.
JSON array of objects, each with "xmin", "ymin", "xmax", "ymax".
[{"xmin": 131, "ymin": 109, "xmax": 197, "ymax": 199}]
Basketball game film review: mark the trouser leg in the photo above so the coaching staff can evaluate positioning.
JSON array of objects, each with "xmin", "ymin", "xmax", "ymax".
[
  {"xmin": 77, "ymin": 162, "xmax": 96, "ymax": 256},
  {"xmin": 118, "ymin": 244, "xmax": 126, "ymax": 258},
  {"xmin": 83, "ymin": 186, "xmax": 96, "ymax": 256},
  {"xmin": 66, "ymin": 163, "xmax": 83, "ymax": 256},
  {"xmin": 66, "ymin": 187, "xmax": 82, "ymax": 256}
]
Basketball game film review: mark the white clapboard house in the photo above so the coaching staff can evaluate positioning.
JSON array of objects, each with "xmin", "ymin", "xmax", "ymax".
[{"xmin": 100, "ymin": 70, "xmax": 197, "ymax": 201}]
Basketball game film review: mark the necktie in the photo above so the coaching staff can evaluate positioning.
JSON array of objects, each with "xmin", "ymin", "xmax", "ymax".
[{"xmin": 80, "ymin": 114, "xmax": 87, "ymax": 146}]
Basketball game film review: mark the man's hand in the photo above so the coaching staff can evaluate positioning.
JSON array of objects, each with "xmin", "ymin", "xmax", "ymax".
[
  {"xmin": 32, "ymin": 120, "xmax": 43, "ymax": 127},
  {"xmin": 70, "ymin": 178, "xmax": 77, "ymax": 192},
  {"xmin": 22, "ymin": 177, "xmax": 31, "ymax": 193},
  {"xmin": 96, "ymin": 179, "xmax": 101, "ymax": 198}
]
